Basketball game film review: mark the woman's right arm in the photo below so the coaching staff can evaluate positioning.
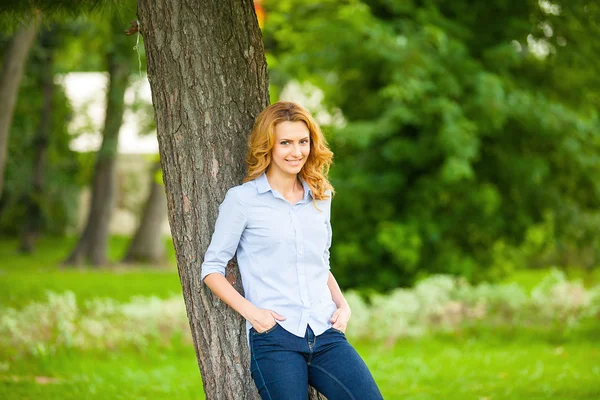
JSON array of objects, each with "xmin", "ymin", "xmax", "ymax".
[
  {"xmin": 204, "ymin": 273, "xmax": 285, "ymax": 333},
  {"xmin": 203, "ymin": 274, "xmax": 285, "ymax": 331},
  {"xmin": 203, "ymin": 274, "xmax": 256, "ymax": 319},
  {"xmin": 201, "ymin": 188, "xmax": 285, "ymax": 332}
]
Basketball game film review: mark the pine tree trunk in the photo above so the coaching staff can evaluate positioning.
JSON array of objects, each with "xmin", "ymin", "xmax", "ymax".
[
  {"xmin": 138, "ymin": 1, "xmax": 325, "ymax": 398},
  {"xmin": 64, "ymin": 28, "xmax": 130, "ymax": 267},
  {"xmin": 0, "ymin": 19, "xmax": 38, "ymax": 201},
  {"xmin": 121, "ymin": 160, "xmax": 167, "ymax": 265},
  {"xmin": 20, "ymin": 27, "xmax": 54, "ymax": 253}
]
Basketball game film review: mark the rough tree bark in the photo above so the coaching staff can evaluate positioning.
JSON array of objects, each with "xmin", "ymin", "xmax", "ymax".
[
  {"xmin": 20, "ymin": 26, "xmax": 55, "ymax": 253},
  {"xmin": 138, "ymin": 1, "xmax": 325, "ymax": 398},
  {"xmin": 121, "ymin": 160, "xmax": 168, "ymax": 265},
  {"xmin": 64, "ymin": 17, "xmax": 131, "ymax": 266},
  {"xmin": 0, "ymin": 18, "xmax": 38, "ymax": 200}
]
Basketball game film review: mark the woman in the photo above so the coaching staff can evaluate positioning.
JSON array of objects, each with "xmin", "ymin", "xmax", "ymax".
[{"xmin": 201, "ymin": 101, "xmax": 383, "ymax": 399}]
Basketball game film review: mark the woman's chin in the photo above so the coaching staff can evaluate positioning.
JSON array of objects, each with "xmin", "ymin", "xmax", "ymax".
[{"xmin": 287, "ymin": 165, "xmax": 304, "ymax": 174}]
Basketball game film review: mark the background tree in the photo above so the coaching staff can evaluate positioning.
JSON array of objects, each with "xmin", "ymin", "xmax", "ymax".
[
  {"xmin": 64, "ymin": 10, "xmax": 137, "ymax": 266},
  {"xmin": 121, "ymin": 158, "xmax": 168, "ymax": 265},
  {"xmin": 0, "ymin": 22, "xmax": 79, "ymax": 242},
  {"xmin": 19, "ymin": 24, "xmax": 57, "ymax": 252},
  {"xmin": 0, "ymin": 17, "xmax": 39, "ymax": 200},
  {"xmin": 263, "ymin": 0, "xmax": 600, "ymax": 291},
  {"xmin": 0, "ymin": 1, "xmax": 107, "ymax": 202}
]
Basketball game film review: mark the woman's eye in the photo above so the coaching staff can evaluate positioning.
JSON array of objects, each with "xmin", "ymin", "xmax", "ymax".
[{"xmin": 301, "ymin": 139, "xmax": 309, "ymax": 144}]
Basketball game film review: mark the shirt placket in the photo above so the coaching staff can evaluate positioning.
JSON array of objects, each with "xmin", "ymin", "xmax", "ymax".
[
  {"xmin": 271, "ymin": 187, "xmax": 312, "ymax": 336},
  {"xmin": 290, "ymin": 212, "xmax": 310, "ymax": 302},
  {"xmin": 291, "ymin": 201, "xmax": 312, "ymax": 334}
]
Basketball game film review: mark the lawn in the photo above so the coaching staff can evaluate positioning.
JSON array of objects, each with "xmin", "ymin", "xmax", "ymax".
[
  {"xmin": 0, "ymin": 236, "xmax": 180, "ymax": 309},
  {"xmin": 2, "ymin": 337, "xmax": 599, "ymax": 399},
  {"xmin": 1, "ymin": 236, "xmax": 599, "ymax": 399}
]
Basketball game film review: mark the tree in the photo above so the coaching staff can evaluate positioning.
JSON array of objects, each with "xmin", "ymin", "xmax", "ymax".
[
  {"xmin": 0, "ymin": 3, "xmax": 127, "ymax": 246},
  {"xmin": 0, "ymin": 17, "xmax": 39, "ymax": 200},
  {"xmin": 138, "ymin": 0, "xmax": 325, "ymax": 398},
  {"xmin": 64, "ymin": 13, "xmax": 135, "ymax": 266},
  {"xmin": 0, "ymin": 22, "xmax": 78, "ymax": 242},
  {"xmin": 121, "ymin": 159, "xmax": 168, "ymax": 265},
  {"xmin": 264, "ymin": 0, "xmax": 600, "ymax": 290},
  {"xmin": 19, "ymin": 25, "xmax": 57, "ymax": 252}
]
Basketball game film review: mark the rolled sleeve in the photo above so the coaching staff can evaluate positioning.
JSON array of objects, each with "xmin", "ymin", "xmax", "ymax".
[{"xmin": 201, "ymin": 188, "xmax": 247, "ymax": 281}]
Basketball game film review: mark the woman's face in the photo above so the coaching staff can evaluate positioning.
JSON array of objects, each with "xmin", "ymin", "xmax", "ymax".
[{"xmin": 270, "ymin": 121, "xmax": 311, "ymax": 178}]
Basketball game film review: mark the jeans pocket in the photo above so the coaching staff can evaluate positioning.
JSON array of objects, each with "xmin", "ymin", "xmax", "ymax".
[
  {"xmin": 253, "ymin": 322, "xmax": 279, "ymax": 336},
  {"xmin": 330, "ymin": 327, "xmax": 345, "ymax": 335}
]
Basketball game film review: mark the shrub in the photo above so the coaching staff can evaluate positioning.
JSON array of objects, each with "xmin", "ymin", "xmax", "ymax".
[
  {"xmin": 0, "ymin": 291, "xmax": 191, "ymax": 358},
  {"xmin": 1, "ymin": 269, "xmax": 598, "ymax": 356}
]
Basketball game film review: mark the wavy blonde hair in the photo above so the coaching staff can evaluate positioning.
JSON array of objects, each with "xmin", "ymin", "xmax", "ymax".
[{"xmin": 244, "ymin": 101, "xmax": 334, "ymax": 200}]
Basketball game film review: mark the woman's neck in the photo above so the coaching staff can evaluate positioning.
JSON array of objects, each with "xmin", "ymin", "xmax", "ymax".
[{"xmin": 265, "ymin": 169, "xmax": 301, "ymax": 196}]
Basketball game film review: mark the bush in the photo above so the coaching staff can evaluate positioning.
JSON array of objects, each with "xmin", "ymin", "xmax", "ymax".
[
  {"xmin": 1, "ymin": 269, "xmax": 598, "ymax": 357},
  {"xmin": 0, "ymin": 291, "xmax": 191, "ymax": 358},
  {"xmin": 345, "ymin": 269, "xmax": 599, "ymax": 342}
]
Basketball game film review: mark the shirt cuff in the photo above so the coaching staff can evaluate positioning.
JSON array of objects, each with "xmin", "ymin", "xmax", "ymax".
[{"xmin": 200, "ymin": 264, "xmax": 226, "ymax": 281}]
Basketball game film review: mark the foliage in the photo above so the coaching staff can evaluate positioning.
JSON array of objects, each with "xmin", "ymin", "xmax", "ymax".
[
  {"xmin": 1, "ymin": 2, "xmax": 149, "ymax": 246},
  {"xmin": 263, "ymin": 0, "xmax": 600, "ymax": 290},
  {"xmin": 0, "ymin": 291, "xmax": 191, "ymax": 358},
  {"xmin": 0, "ymin": 1, "xmax": 120, "ymax": 34},
  {"xmin": 0, "ymin": 32, "xmax": 80, "ymax": 236},
  {"xmin": 347, "ymin": 269, "xmax": 600, "ymax": 342}
]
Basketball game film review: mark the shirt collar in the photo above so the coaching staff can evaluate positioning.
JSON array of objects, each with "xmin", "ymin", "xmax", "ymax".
[
  {"xmin": 299, "ymin": 176, "xmax": 312, "ymax": 200},
  {"xmin": 256, "ymin": 171, "xmax": 312, "ymax": 200},
  {"xmin": 256, "ymin": 172, "xmax": 271, "ymax": 194}
]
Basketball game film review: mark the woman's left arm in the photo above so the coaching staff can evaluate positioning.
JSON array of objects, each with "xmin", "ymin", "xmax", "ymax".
[{"xmin": 327, "ymin": 271, "xmax": 352, "ymax": 332}]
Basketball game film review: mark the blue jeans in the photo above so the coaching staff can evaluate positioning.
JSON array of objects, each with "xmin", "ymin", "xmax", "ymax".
[{"xmin": 249, "ymin": 323, "xmax": 384, "ymax": 399}]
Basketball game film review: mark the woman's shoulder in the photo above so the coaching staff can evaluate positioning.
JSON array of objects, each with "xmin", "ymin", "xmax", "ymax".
[
  {"xmin": 219, "ymin": 181, "xmax": 257, "ymax": 216},
  {"xmin": 313, "ymin": 189, "xmax": 333, "ymax": 215},
  {"xmin": 225, "ymin": 180, "xmax": 258, "ymax": 201},
  {"xmin": 319, "ymin": 188, "xmax": 333, "ymax": 202}
]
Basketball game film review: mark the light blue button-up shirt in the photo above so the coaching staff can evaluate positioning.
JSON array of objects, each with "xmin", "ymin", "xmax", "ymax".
[{"xmin": 201, "ymin": 172, "xmax": 338, "ymax": 346}]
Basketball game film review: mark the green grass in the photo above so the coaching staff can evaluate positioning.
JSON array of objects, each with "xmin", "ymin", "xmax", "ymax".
[
  {"xmin": 1, "ymin": 236, "xmax": 600, "ymax": 399},
  {"xmin": 0, "ymin": 236, "xmax": 181, "ymax": 309},
  {"xmin": 0, "ymin": 235, "xmax": 177, "ymax": 272},
  {"xmin": 363, "ymin": 337, "xmax": 600, "ymax": 400},
  {"xmin": 2, "ymin": 337, "xmax": 599, "ymax": 399},
  {"xmin": 0, "ymin": 344, "xmax": 203, "ymax": 400}
]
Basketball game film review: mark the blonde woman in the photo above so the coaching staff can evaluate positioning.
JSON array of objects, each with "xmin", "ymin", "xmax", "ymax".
[{"xmin": 201, "ymin": 102, "xmax": 383, "ymax": 399}]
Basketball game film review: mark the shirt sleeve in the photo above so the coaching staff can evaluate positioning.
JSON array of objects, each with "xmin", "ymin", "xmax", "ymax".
[
  {"xmin": 201, "ymin": 187, "xmax": 247, "ymax": 281},
  {"xmin": 323, "ymin": 192, "xmax": 333, "ymax": 270}
]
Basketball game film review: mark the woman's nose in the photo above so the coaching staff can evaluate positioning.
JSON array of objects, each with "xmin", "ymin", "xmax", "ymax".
[{"xmin": 291, "ymin": 144, "xmax": 302, "ymax": 157}]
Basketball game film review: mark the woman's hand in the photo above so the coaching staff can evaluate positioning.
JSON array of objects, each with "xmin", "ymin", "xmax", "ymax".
[
  {"xmin": 248, "ymin": 307, "xmax": 286, "ymax": 333},
  {"xmin": 330, "ymin": 304, "xmax": 352, "ymax": 333}
]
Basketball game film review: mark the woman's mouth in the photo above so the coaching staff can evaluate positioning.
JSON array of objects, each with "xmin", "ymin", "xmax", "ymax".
[{"xmin": 286, "ymin": 158, "xmax": 303, "ymax": 166}]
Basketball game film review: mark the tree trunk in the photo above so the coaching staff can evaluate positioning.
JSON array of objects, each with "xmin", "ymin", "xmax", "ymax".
[
  {"xmin": 64, "ymin": 23, "xmax": 131, "ymax": 267},
  {"xmin": 138, "ymin": 1, "xmax": 325, "ymax": 398},
  {"xmin": 20, "ymin": 26, "xmax": 54, "ymax": 253},
  {"xmin": 0, "ymin": 19, "xmax": 38, "ymax": 201},
  {"xmin": 121, "ymin": 160, "xmax": 168, "ymax": 265}
]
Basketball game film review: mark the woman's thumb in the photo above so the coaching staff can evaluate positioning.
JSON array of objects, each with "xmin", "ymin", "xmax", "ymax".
[
  {"xmin": 270, "ymin": 311, "xmax": 286, "ymax": 320},
  {"xmin": 330, "ymin": 310, "xmax": 339, "ymax": 323}
]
